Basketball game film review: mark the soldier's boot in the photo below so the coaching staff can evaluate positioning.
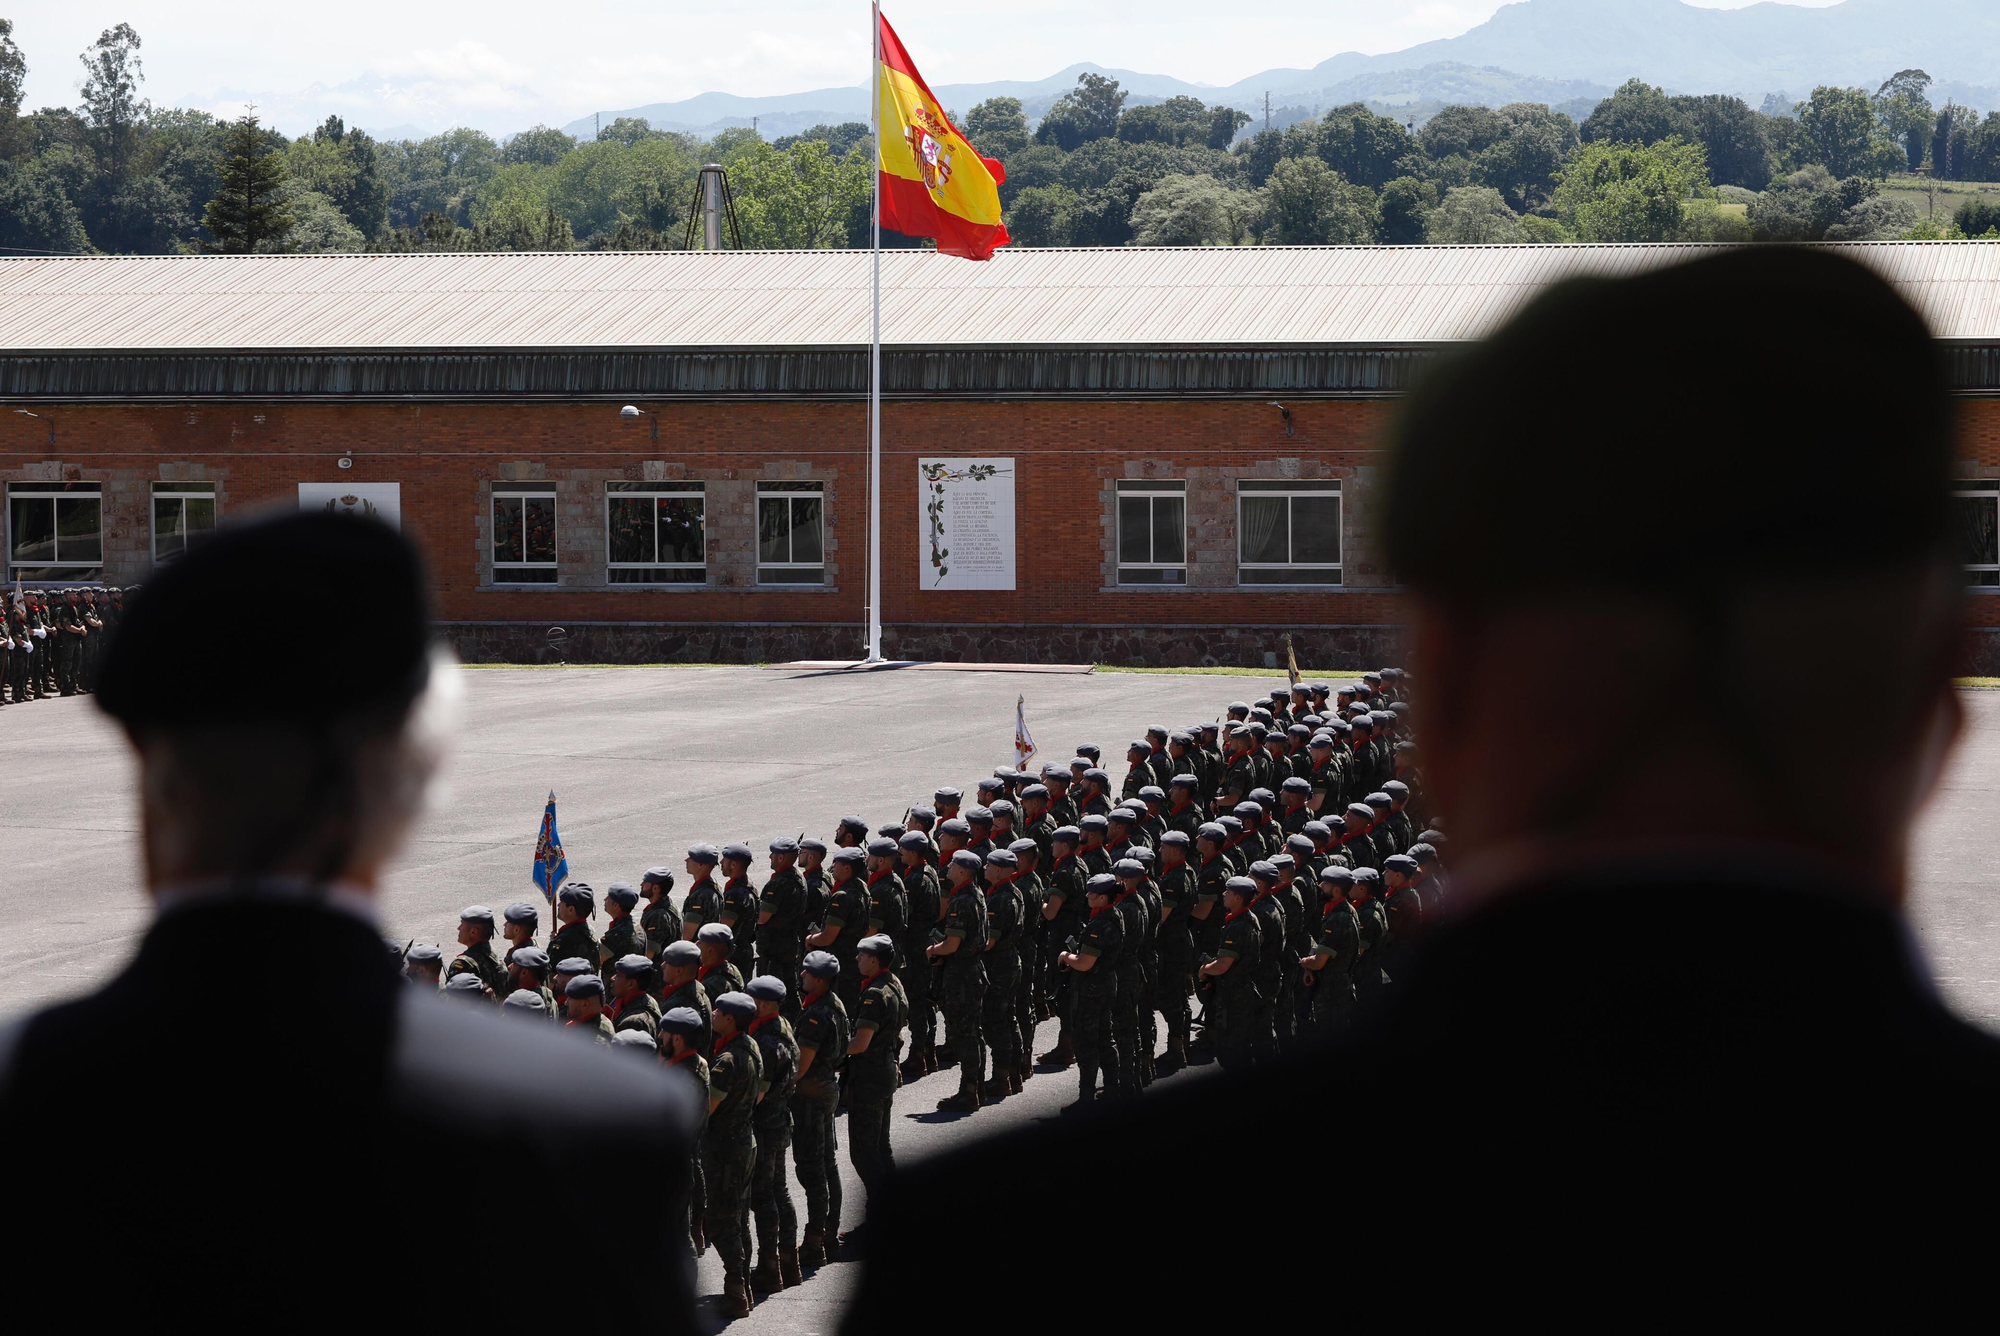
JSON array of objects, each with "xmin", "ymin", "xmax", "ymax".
[
  {"xmin": 691, "ymin": 1212, "xmax": 707, "ymax": 1257},
  {"xmin": 799, "ymin": 1225, "xmax": 827, "ymax": 1270},
  {"xmin": 1063, "ymin": 1061, "xmax": 1098, "ymax": 1114},
  {"xmin": 1158, "ymin": 1034, "xmax": 1188, "ymax": 1076},
  {"xmin": 780, "ymin": 1243, "xmax": 803, "ymax": 1288},
  {"xmin": 980, "ymin": 1067, "xmax": 1010, "ymax": 1101},
  {"xmin": 933, "ymin": 1044, "xmax": 957, "ymax": 1070},
  {"xmin": 1036, "ymin": 991, "xmax": 1053, "ymax": 1022},
  {"xmin": 720, "ymin": 1276, "xmax": 754, "ymax": 1320},
  {"xmin": 750, "ymin": 1254, "xmax": 782, "ymax": 1292},
  {"xmin": 1036, "ymin": 1027, "xmax": 1074, "ymax": 1068},
  {"xmin": 1016, "ymin": 1056, "xmax": 1033, "ymax": 1084},
  {"xmin": 900, "ymin": 1046, "xmax": 926, "ymax": 1082},
  {"xmin": 936, "ymin": 1074, "xmax": 981, "ymax": 1113}
]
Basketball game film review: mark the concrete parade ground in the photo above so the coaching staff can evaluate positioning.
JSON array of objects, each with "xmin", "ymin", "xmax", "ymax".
[{"xmin": 5, "ymin": 666, "xmax": 2000, "ymax": 1330}]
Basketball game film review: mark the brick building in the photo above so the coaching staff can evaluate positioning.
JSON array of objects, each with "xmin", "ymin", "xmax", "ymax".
[{"xmin": 5, "ymin": 243, "xmax": 2000, "ymax": 668}]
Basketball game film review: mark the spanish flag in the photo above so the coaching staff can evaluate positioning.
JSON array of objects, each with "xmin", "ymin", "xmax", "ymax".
[{"xmin": 876, "ymin": 11, "xmax": 1011, "ymax": 260}]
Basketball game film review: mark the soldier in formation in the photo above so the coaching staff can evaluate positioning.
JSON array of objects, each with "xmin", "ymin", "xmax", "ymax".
[
  {"xmin": 396, "ymin": 669, "xmax": 1432, "ymax": 1315},
  {"xmin": 2, "ymin": 586, "xmax": 127, "ymax": 705}
]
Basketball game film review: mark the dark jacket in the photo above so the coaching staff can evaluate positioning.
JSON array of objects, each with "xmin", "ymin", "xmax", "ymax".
[
  {"xmin": 846, "ymin": 863, "xmax": 2000, "ymax": 1326},
  {"xmin": 0, "ymin": 894, "xmax": 702, "ymax": 1330}
]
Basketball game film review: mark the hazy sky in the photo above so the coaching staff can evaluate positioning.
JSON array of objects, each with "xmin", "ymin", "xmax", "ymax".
[{"xmin": 8, "ymin": 0, "xmax": 1843, "ymax": 136}]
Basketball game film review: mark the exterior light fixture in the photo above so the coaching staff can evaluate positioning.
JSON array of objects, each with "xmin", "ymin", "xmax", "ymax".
[
  {"xmin": 14, "ymin": 408, "xmax": 53, "ymax": 445},
  {"xmin": 1267, "ymin": 401, "xmax": 1294, "ymax": 437},
  {"xmin": 621, "ymin": 404, "xmax": 658, "ymax": 442}
]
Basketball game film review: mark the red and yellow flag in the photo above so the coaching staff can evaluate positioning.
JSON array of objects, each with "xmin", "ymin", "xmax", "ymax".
[{"xmin": 876, "ymin": 11, "xmax": 1011, "ymax": 260}]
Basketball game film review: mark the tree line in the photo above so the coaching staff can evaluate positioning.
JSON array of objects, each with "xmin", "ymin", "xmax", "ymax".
[{"xmin": 5, "ymin": 20, "xmax": 2000, "ymax": 258}]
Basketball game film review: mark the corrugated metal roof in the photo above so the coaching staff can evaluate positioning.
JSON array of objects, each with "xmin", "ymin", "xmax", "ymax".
[{"xmin": 3, "ymin": 243, "xmax": 2000, "ymax": 353}]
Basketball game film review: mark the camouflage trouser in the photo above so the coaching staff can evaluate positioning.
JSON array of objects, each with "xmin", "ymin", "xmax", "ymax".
[
  {"xmin": 1274, "ymin": 963, "xmax": 1300, "ymax": 1055},
  {"xmin": 1155, "ymin": 949, "xmax": 1193, "ymax": 1047},
  {"xmin": 981, "ymin": 968, "xmax": 1020, "ymax": 1073},
  {"xmin": 54, "ymin": 635, "xmax": 80, "ymax": 693},
  {"xmin": 762, "ymin": 953, "xmax": 801, "ymax": 1021},
  {"xmin": 1251, "ymin": 971, "xmax": 1282, "ymax": 1065},
  {"xmin": 941, "ymin": 972, "xmax": 984, "ymax": 1078},
  {"xmin": 751, "ymin": 1116, "xmax": 796, "ymax": 1257},
  {"xmin": 1070, "ymin": 976, "xmax": 1116, "ymax": 1099},
  {"xmin": 701, "ymin": 1133, "xmax": 757, "ymax": 1281},
  {"xmin": 679, "ymin": 1135, "xmax": 705, "ymax": 1253},
  {"xmin": 1140, "ymin": 948, "xmax": 1159, "ymax": 1062},
  {"xmin": 1014, "ymin": 962, "xmax": 1036, "ymax": 1068},
  {"xmin": 847, "ymin": 1092, "xmax": 895, "ymax": 1209},
  {"xmin": 1214, "ymin": 987, "xmax": 1259, "ymax": 1073},
  {"xmin": 1111, "ymin": 962, "xmax": 1144, "ymax": 1094},
  {"xmin": 899, "ymin": 959, "xmax": 934, "ymax": 1052},
  {"xmin": 789, "ymin": 1090, "xmax": 841, "ymax": 1236},
  {"xmin": 1309, "ymin": 972, "xmax": 1356, "ymax": 1038}
]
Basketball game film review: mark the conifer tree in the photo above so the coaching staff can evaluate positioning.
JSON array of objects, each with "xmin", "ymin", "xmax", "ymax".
[{"xmin": 202, "ymin": 109, "xmax": 293, "ymax": 252}]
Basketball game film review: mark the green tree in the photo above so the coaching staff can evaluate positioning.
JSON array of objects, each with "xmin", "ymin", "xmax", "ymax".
[
  {"xmin": 1316, "ymin": 103, "xmax": 1417, "ymax": 191},
  {"xmin": 1258, "ymin": 156, "xmax": 1378, "ymax": 244},
  {"xmin": 728, "ymin": 138, "xmax": 870, "ymax": 249},
  {"xmin": 1552, "ymin": 136, "xmax": 1711, "ymax": 242},
  {"xmin": 1745, "ymin": 165, "xmax": 1884, "ymax": 241},
  {"xmin": 380, "ymin": 128, "xmax": 500, "ymax": 226},
  {"xmin": 1669, "ymin": 94, "xmax": 1772, "ymax": 190},
  {"xmin": 201, "ymin": 109, "xmax": 293, "ymax": 252},
  {"xmin": 1874, "ymin": 70, "xmax": 1934, "ymax": 172},
  {"xmin": 1377, "ymin": 175, "xmax": 1437, "ymax": 245},
  {"xmin": 1797, "ymin": 86, "xmax": 1905, "ymax": 179},
  {"xmin": 1206, "ymin": 105, "xmax": 1251, "ymax": 151},
  {"xmin": 502, "ymin": 124, "xmax": 576, "ymax": 167},
  {"xmin": 773, "ymin": 122, "xmax": 870, "ymax": 157},
  {"xmin": 1579, "ymin": 79, "xmax": 1689, "ymax": 148},
  {"xmin": 1426, "ymin": 185, "xmax": 1526, "ymax": 244},
  {"xmin": 961, "ymin": 98, "xmax": 1028, "ymax": 159},
  {"xmin": 0, "ymin": 158, "xmax": 92, "ymax": 252},
  {"xmin": 285, "ymin": 189, "xmax": 365, "ymax": 252},
  {"xmin": 0, "ymin": 18, "xmax": 25, "ymax": 115},
  {"xmin": 77, "ymin": 23, "xmax": 149, "ymax": 175},
  {"xmin": 1035, "ymin": 72, "xmax": 1125, "ymax": 150},
  {"xmin": 1477, "ymin": 103, "xmax": 1578, "ymax": 211},
  {"xmin": 1005, "ymin": 183, "xmax": 1077, "ymax": 246},
  {"xmin": 288, "ymin": 116, "xmax": 388, "ymax": 240},
  {"xmin": 597, "ymin": 117, "xmax": 665, "ymax": 147},
  {"xmin": 1418, "ymin": 104, "xmax": 1507, "ymax": 162},
  {"xmin": 1956, "ymin": 198, "xmax": 2000, "ymax": 237},
  {"xmin": 1129, "ymin": 173, "xmax": 1253, "ymax": 245},
  {"xmin": 997, "ymin": 142, "xmax": 1064, "ymax": 206}
]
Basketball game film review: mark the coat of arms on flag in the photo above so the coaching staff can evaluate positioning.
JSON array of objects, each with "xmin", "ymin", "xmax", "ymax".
[{"xmin": 532, "ymin": 791, "xmax": 567, "ymax": 904}]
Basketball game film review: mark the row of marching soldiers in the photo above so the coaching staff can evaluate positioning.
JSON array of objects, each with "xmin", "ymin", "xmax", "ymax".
[{"xmin": 395, "ymin": 669, "xmax": 1439, "ymax": 1320}]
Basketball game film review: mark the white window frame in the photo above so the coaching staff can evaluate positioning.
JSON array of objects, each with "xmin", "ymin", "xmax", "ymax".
[
  {"xmin": 151, "ymin": 481, "xmax": 217, "ymax": 565},
  {"xmin": 605, "ymin": 480, "xmax": 707, "ymax": 585},
  {"xmin": 1236, "ymin": 479, "xmax": 1342, "ymax": 586},
  {"xmin": 491, "ymin": 481, "xmax": 559, "ymax": 585},
  {"xmin": 1955, "ymin": 480, "xmax": 2000, "ymax": 588},
  {"xmin": 756, "ymin": 481, "xmax": 826, "ymax": 586},
  {"xmin": 1115, "ymin": 479, "xmax": 1188, "ymax": 585},
  {"xmin": 7, "ymin": 480, "xmax": 104, "ymax": 581}
]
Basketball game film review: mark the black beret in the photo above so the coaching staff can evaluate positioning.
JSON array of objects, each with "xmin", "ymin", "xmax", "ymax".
[
  {"xmin": 1224, "ymin": 876, "xmax": 1257, "ymax": 897},
  {"xmin": 510, "ymin": 945, "xmax": 550, "ymax": 970},
  {"xmin": 1384, "ymin": 855, "xmax": 1419, "ymax": 875},
  {"xmin": 687, "ymin": 844, "xmax": 720, "ymax": 865},
  {"xmin": 605, "ymin": 883, "xmax": 639, "ymax": 909},
  {"xmin": 830, "ymin": 847, "xmax": 866, "ymax": 866},
  {"xmin": 1076, "ymin": 744, "xmax": 1102, "ymax": 759},
  {"xmin": 97, "ymin": 512, "xmax": 431, "ymax": 731},
  {"xmin": 503, "ymin": 901, "xmax": 540, "ymax": 924},
  {"xmin": 557, "ymin": 884, "xmax": 595, "ymax": 912},
  {"xmin": 1138, "ymin": 785, "xmax": 1165, "ymax": 802},
  {"xmin": 1383, "ymin": 780, "xmax": 1410, "ymax": 796},
  {"xmin": 1106, "ymin": 808, "xmax": 1136, "ymax": 825},
  {"xmin": 877, "ymin": 823, "xmax": 906, "ymax": 839},
  {"xmin": 721, "ymin": 843, "xmax": 754, "ymax": 862},
  {"xmin": 1281, "ymin": 776, "xmax": 1312, "ymax": 794},
  {"xmin": 1079, "ymin": 814, "xmax": 1109, "ymax": 831},
  {"xmin": 660, "ymin": 1007, "xmax": 704, "ymax": 1037},
  {"xmin": 1408, "ymin": 842, "xmax": 1438, "ymax": 864},
  {"xmin": 802, "ymin": 951, "xmax": 840, "ymax": 979},
  {"xmin": 799, "ymin": 838, "xmax": 828, "ymax": 854},
  {"xmin": 565, "ymin": 974, "xmax": 605, "ymax": 999},
  {"xmin": 1112, "ymin": 858, "xmax": 1146, "ymax": 879},
  {"xmin": 1161, "ymin": 830, "xmax": 1191, "ymax": 847},
  {"xmin": 1350, "ymin": 865, "xmax": 1382, "ymax": 884},
  {"xmin": 445, "ymin": 973, "xmax": 486, "ymax": 993},
  {"xmin": 938, "ymin": 818, "xmax": 971, "ymax": 837},
  {"xmin": 642, "ymin": 867, "xmax": 676, "ymax": 886},
  {"xmin": 1286, "ymin": 834, "xmax": 1316, "ymax": 855},
  {"xmin": 906, "ymin": 808, "xmax": 937, "ymax": 828},
  {"xmin": 1302, "ymin": 821, "xmax": 1332, "ymax": 839},
  {"xmin": 1008, "ymin": 838, "xmax": 1039, "ymax": 857},
  {"xmin": 1248, "ymin": 860, "xmax": 1280, "ymax": 881},
  {"xmin": 713, "ymin": 991, "xmax": 756, "ymax": 1019},
  {"xmin": 1216, "ymin": 815, "xmax": 1243, "ymax": 835},
  {"xmin": 403, "ymin": 943, "xmax": 442, "ymax": 964},
  {"xmin": 1196, "ymin": 822, "xmax": 1226, "ymax": 841},
  {"xmin": 1020, "ymin": 783, "xmax": 1049, "ymax": 800},
  {"xmin": 949, "ymin": 849, "xmax": 984, "ymax": 871},
  {"xmin": 1233, "ymin": 801, "xmax": 1263, "ymax": 820},
  {"xmin": 1082, "ymin": 768, "xmax": 1110, "ymax": 785},
  {"xmin": 1170, "ymin": 773, "xmax": 1199, "ymax": 788},
  {"xmin": 696, "ymin": 922, "xmax": 734, "ymax": 945},
  {"xmin": 769, "ymin": 838, "xmax": 799, "ymax": 855},
  {"xmin": 554, "ymin": 957, "xmax": 595, "ymax": 975},
  {"xmin": 898, "ymin": 830, "xmax": 933, "ymax": 851},
  {"xmin": 1085, "ymin": 873, "xmax": 1119, "ymax": 896},
  {"xmin": 612, "ymin": 953, "xmax": 652, "ymax": 976},
  {"xmin": 963, "ymin": 805, "xmax": 992, "ymax": 823},
  {"xmin": 984, "ymin": 849, "xmax": 1018, "ymax": 869},
  {"xmin": 1365, "ymin": 791, "xmax": 1394, "ymax": 808},
  {"xmin": 837, "ymin": 815, "xmax": 868, "ymax": 833},
  {"xmin": 746, "ymin": 975, "xmax": 787, "ymax": 1002},
  {"xmin": 1052, "ymin": 825, "xmax": 1082, "ymax": 844},
  {"xmin": 934, "ymin": 787, "xmax": 962, "ymax": 803},
  {"xmin": 1128, "ymin": 739, "xmax": 1152, "ymax": 756},
  {"xmin": 502, "ymin": 989, "xmax": 546, "ymax": 1013},
  {"xmin": 866, "ymin": 837, "xmax": 899, "ymax": 858},
  {"xmin": 1318, "ymin": 864, "xmax": 1356, "ymax": 884},
  {"xmin": 989, "ymin": 799, "xmax": 1017, "ymax": 819}
]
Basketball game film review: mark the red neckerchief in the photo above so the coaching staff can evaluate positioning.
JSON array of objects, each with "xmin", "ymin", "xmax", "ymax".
[
  {"xmin": 867, "ymin": 867, "xmax": 894, "ymax": 889},
  {"xmin": 1312, "ymin": 758, "xmax": 1332, "ymax": 778},
  {"xmin": 747, "ymin": 1013, "xmax": 775, "ymax": 1038},
  {"xmin": 1087, "ymin": 902, "xmax": 1112, "ymax": 920},
  {"xmin": 609, "ymin": 993, "xmax": 639, "ymax": 1020},
  {"xmin": 723, "ymin": 875, "xmax": 746, "ymax": 892},
  {"xmin": 690, "ymin": 875, "xmax": 717, "ymax": 897},
  {"xmin": 1112, "ymin": 887, "xmax": 1137, "ymax": 910},
  {"xmin": 565, "ymin": 1015, "xmax": 597, "ymax": 1029},
  {"xmin": 1223, "ymin": 904, "xmax": 1249, "ymax": 923},
  {"xmin": 1200, "ymin": 850, "xmax": 1221, "ymax": 869},
  {"xmin": 1055, "ymin": 852, "xmax": 1077, "ymax": 871},
  {"xmin": 1169, "ymin": 799, "xmax": 1193, "ymax": 818},
  {"xmin": 668, "ymin": 1048, "xmax": 699, "ymax": 1067},
  {"xmin": 698, "ymin": 960, "xmax": 722, "ymax": 981}
]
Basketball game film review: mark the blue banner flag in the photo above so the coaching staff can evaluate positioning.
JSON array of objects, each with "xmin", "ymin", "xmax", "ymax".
[{"xmin": 532, "ymin": 792, "xmax": 567, "ymax": 903}]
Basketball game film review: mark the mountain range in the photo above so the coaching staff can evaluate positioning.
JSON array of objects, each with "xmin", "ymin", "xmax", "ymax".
[{"xmin": 550, "ymin": 0, "xmax": 2000, "ymax": 143}]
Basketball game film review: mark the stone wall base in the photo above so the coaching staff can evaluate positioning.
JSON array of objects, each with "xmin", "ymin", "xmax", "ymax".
[{"xmin": 439, "ymin": 621, "xmax": 1406, "ymax": 670}]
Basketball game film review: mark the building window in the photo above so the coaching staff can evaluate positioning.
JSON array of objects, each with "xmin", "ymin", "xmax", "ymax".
[
  {"xmin": 492, "ymin": 481, "xmax": 558, "ymax": 584},
  {"xmin": 1116, "ymin": 479, "xmax": 1187, "ymax": 585},
  {"xmin": 607, "ymin": 480, "xmax": 705, "ymax": 584},
  {"xmin": 1237, "ymin": 479, "xmax": 1341, "ymax": 585},
  {"xmin": 7, "ymin": 481, "xmax": 102, "ymax": 582},
  {"xmin": 1955, "ymin": 480, "xmax": 2000, "ymax": 587},
  {"xmin": 152, "ymin": 481, "xmax": 217, "ymax": 564},
  {"xmin": 757, "ymin": 481, "xmax": 825, "ymax": 585}
]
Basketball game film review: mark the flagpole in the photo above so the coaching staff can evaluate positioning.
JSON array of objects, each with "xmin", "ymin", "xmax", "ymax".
[{"xmin": 864, "ymin": 0, "xmax": 885, "ymax": 664}]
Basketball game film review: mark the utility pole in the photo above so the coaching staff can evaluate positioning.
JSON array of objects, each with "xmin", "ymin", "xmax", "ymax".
[
  {"xmin": 595, "ymin": 111, "xmax": 600, "ymax": 140},
  {"xmin": 753, "ymin": 114, "xmax": 759, "ymax": 136},
  {"xmin": 1263, "ymin": 91, "xmax": 1271, "ymax": 133}
]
